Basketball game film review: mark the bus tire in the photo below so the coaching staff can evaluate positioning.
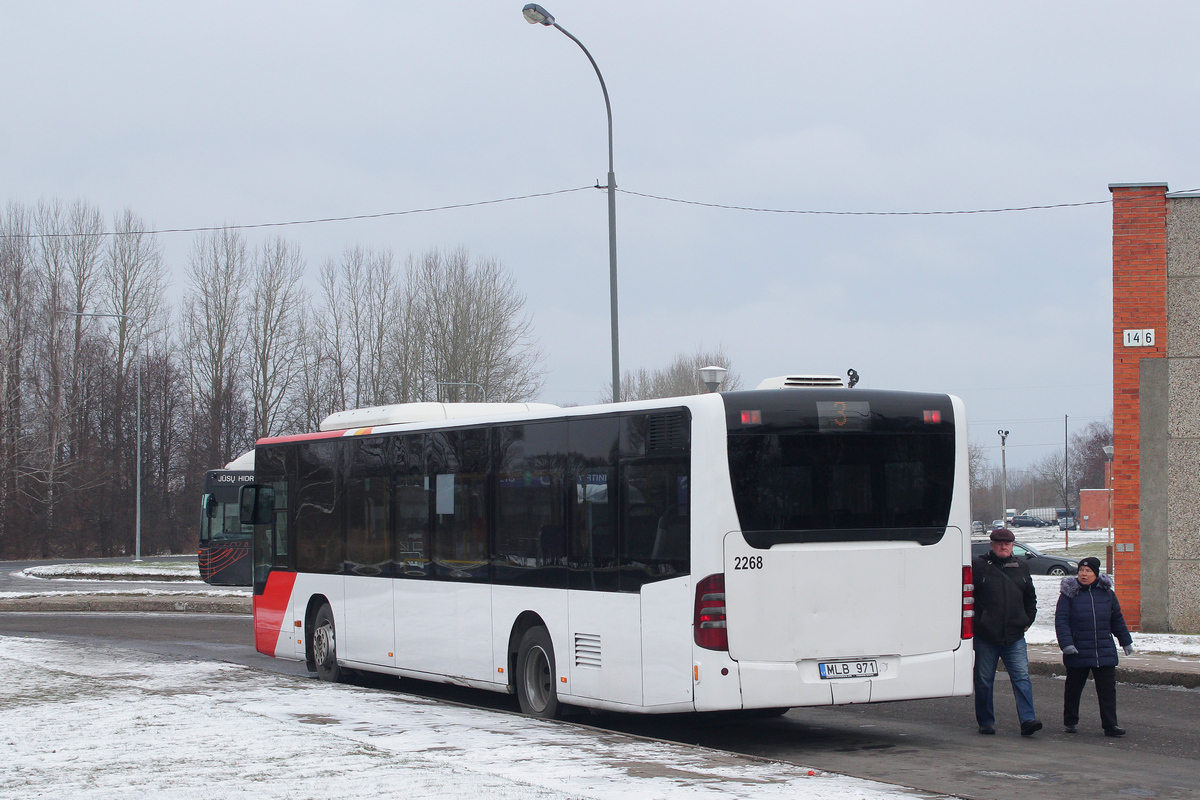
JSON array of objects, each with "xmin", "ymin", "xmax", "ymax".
[
  {"xmin": 312, "ymin": 604, "xmax": 342, "ymax": 683},
  {"xmin": 516, "ymin": 626, "xmax": 562, "ymax": 719}
]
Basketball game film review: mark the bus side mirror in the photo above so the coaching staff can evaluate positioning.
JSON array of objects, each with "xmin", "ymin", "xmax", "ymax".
[
  {"xmin": 239, "ymin": 485, "xmax": 275, "ymax": 526},
  {"xmin": 204, "ymin": 494, "xmax": 217, "ymax": 519}
]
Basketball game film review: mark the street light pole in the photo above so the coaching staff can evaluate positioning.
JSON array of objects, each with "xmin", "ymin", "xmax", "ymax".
[
  {"xmin": 59, "ymin": 310, "xmax": 142, "ymax": 562},
  {"xmin": 1103, "ymin": 444, "xmax": 1114, "ymax": 574},
  {"xmin": 522, "ymin": 3, "xmax": 621, "ymax": 403},
  {"xmin": 997, "ymin": 429, "xmax": 1009, "ymax": 526}
]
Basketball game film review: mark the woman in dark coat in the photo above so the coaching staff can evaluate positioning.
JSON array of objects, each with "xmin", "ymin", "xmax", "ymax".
[{"xmin": 1055, "ymin": 556, "xmax": 1134, "ymax": 736}]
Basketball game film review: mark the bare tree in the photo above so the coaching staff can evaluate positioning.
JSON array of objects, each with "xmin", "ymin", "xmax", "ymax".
[
  {"xmin": 182, "ymin": 228, "xmax": 250, "ymax": 471},
  {"xmin": 968, "ymin": 439, "xmax": 990, "ymax": 496},
  {"xmin": 0, "ymin": 202, "xmax": 34, "ymax": 555},
  {"xmin": 387, "ymin": 259, "xmax": 428, "ymax": 403},
  {"xmin": 291, "ymin": 308, "xmax": 341, "ymax": 432},
  {"xmin": 416, "ymin": 248, "xmax": 545, "ymax": 403},
  {"xmin": 602, "ymin": 345, "xmax": 743, "ymax": 402},
  {"xmin": 1069, "ymin": 418, "xmax": 1114, "ymax": 492},
  {"xmin": 247, "ymin": 237, "xmax": 307, "ymax": 440},
  {"xmin": 1032, "ymin": 451, "xmax": 1070, "ymax": 509}
]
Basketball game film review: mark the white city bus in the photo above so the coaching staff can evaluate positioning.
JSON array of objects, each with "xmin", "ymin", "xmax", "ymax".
[{"xmin": 244, "ymin": 384, "xmax": 974, "ymax": 717}]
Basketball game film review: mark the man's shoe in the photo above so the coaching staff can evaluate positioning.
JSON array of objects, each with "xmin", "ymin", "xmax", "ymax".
[
  {"xmin": 1020, "ymin": 719, "xmax": 1043, "ymax": 736},
  {"xmin": 1104, "ymin": 726, "xmax": 1126, "ymax": 737},
  {"xmin": 978, "ymin": 724, "xmax": 995, "ymax": 735},
  {"xmin": 1063, "ymin": 725, "xmax": 1077, "ymax": 733}
]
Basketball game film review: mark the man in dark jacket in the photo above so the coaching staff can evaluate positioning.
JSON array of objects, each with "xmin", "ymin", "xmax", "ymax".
[{"xmin": 972, "ymin": 528, "xmax": 1042, "ymax": 735}]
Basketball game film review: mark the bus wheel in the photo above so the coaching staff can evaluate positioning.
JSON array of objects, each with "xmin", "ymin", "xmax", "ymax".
[
  {"xmin": 312, "ymin": 604, "xmax": 342, "ymax": 683},
  {"xmin": 516, "ymin": 626, "xmax": 562, "ymax": 719}
]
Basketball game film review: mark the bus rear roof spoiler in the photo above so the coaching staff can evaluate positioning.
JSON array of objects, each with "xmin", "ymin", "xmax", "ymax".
[
  {"xmin": 319, "ymin": 402, "xmax": 561, "ymax": 431},
  {"xmin": 755, "ymin": 375, "xmax": 846, "ymax": 389}
]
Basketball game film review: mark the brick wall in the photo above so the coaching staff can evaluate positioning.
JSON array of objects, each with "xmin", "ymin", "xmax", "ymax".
[
  {"xmin": 1110, "ymin": 184, "xmax": 1169, "ymax": 630},
  {"xmin": 1079, "ymin": 488, "xmax": 1109, "ymax": 531}
]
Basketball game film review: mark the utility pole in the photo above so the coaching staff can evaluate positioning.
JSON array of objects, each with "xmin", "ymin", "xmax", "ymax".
[{"xmin": 997, "ymin": 430, "xmax": 1009, "ymax": 526}]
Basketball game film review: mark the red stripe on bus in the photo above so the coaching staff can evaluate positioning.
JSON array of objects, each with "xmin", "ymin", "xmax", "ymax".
[
  {"xmin": 256, "ymin": 429, "xmax": 347, "ymax": 445},
  {"xmin": 253, "ymin": 571, "xmax": 297, "ymax": 656}
]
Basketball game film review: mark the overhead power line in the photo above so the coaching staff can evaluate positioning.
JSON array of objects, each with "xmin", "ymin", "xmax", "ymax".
[
  {"xmin": 616, "ymin": 189, "xmax": 1112, "ymax": 216},
  {"xmin": 1, "ymin": 186, "xmax": 595, "ymax": 239},
  {"xmin": 4, "ymin": 185, "xmax": 1192, "ymax": 240}
]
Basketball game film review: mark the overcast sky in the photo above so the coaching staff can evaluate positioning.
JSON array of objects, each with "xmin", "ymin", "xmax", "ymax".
[{"xmin": 4, "ymin": 2, "xmax": 1198, "ymax": 472}]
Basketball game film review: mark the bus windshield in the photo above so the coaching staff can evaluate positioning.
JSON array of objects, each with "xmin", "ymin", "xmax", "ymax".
[
  {"xmin": 725, "ymin": 391, "xmax": 955, "ymax": 546},
  {"xmin": 200, "ymin": 473, "xmax": 254, "ymax": 543}
]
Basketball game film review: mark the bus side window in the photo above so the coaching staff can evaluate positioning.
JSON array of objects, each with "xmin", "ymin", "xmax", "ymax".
[
  {"xmin": 619, "ymin": 412, "xmax": 690, "ymax": 592},
  {"xmin": 271, "ymin": 479, "xmax": 289, "ymax": 568},
  {"xmin": 294, "ymin": 440, "xmax": 345, "ymax": 574},
  {"xmin": 393, "ymin": 434, "xmax": 430, "ymax": 577},
  {"xmin": 344, "ymin": 436, "xmax": 391, "ymax": 577},
  {"xmin": 429, "ymin": 430, "xmax": 488, "ymax": 581},
  {"xmin": 567, "ymin": 416, "xmax": 619, "ymax": 591},
  {"xmin": 493, "ymin": 421, "xmax": 568, "ymax": 589}
]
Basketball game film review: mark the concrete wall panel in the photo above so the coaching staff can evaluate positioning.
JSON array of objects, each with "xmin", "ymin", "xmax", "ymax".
[
  {"xmin": 1167, "ymin": 560, "xmax": 1200, "ymax": 633},
  {"xmin": 1166, "ymin": 440, "xmax": 1200, "ymax": 561},
  {"xmin": 1167, "ymin": 197, "xmax": 1200, "ymax": 277}
]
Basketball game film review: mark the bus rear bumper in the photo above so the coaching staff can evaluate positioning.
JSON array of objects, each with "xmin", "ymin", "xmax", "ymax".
[{"xmin": 738, "ymin": 646, "xmax": 973, "ymax": 708}]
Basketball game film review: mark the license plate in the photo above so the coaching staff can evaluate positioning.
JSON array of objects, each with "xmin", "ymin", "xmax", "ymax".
[{"xmin": 818, "ymin": 659, "xmax": 879, "ymax": 679}]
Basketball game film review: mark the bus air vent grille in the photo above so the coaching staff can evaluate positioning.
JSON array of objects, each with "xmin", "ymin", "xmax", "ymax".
[
  {"xmin": 646, "ymin": 413, "xmax": 687, "ymax": 452},
  {"xmin": 574, "ymin": 633, "xmax": 602, "ymax": 669},
  {"xmin": 755, "ymin": 375, "xmax": 846, "ymax": 389}
]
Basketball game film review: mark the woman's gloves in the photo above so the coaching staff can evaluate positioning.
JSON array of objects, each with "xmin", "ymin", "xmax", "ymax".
[
  {"xmin": 1062, "ymin": 645, "xmax": 1079, "ymax": 655},
  {"xmin": 1123, "ymin": 644, "xmax": 1134, "ymax": 656}
]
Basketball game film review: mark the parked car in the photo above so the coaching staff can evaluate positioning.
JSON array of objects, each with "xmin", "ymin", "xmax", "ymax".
[
  {"xmin": 1010, "ymin": 514, "xmax": 1048, "ymax": 528},
  {"xmin": 1058, "ymin": 516, "xmax": 1078, "ymax": 531},
  {"xmin": 971, "ymin": 521, "xmax": 985, "ymax": 535},
  {"xmin": 971, "ymin": 540, "xmax": 1079, "ymax": 576},
  {"xmin": 991, "ymin": 519, "xmax": 1004, "ymax": 530}
]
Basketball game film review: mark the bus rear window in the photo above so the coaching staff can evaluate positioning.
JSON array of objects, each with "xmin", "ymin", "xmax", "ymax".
[{"xmin": 727, "ymin": 430, "xmax": 954, "ymax": 547}]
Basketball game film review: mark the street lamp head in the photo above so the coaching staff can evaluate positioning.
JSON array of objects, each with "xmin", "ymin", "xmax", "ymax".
[
  {"xmin": 1102, "ymin": 445, "xmax": 1114, "ymax": 459},
  {"xmin": 522, "ymin": 3, "xmax": 554, "ymax": 25},
  {"xmin": 698, "ymin": 365, "xmax": 728, "ymax": 394}
]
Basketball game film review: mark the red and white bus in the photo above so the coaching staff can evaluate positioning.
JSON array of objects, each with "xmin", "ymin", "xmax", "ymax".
[{"xmin": 243, "ymin": 384, "xmax": 974, "ymax": 717}]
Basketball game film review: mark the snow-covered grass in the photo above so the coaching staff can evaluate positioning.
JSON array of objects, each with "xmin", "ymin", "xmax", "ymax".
[
  {"xmin": 0, "ymin": 636, "xmax": 924, "ymax": 800},
  {"xmin": 1025, "ymin": 575, "xmax": 1200, "ymax": 657},
  {"xmin": 18, "ymin": 561, "xmax": 201, "ymax": 581},
  {"xmin": 0, "ymin": 587, "xmax": 247, "ymax": 599}
]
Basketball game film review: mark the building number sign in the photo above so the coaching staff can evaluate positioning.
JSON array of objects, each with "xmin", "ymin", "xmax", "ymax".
[{"xmin": 1123, "ymin": 329, "xmax": 1156, "ymax": 347}]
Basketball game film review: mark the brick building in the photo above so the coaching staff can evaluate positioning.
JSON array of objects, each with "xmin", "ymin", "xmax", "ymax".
[
  {"xmin": 1110, "ymin": 183, "xmax": 1200, "ymax": 632},
  {"xmin": 1079, "ymin": 488, "xmax": 1110, "ymax": 531}
]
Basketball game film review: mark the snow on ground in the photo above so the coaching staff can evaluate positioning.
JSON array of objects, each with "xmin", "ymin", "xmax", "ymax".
[
  {"xmin": 17, "ymin": 561, "xmax": 201, "ymax": 581},
  {"xmin": 1024, "ymin": 576, "xmax": 1200, "ymax": 657},
  {"xmin": 0, "ymin": 587, "xmax": 246, "ymax": 599},
  {"xmin": 0, "ymin": 636, "xmax": 927, "ymax": 800},
  {"xmin": 976, "ymin": 527, "xmax": 1200, "ymax": 655}
]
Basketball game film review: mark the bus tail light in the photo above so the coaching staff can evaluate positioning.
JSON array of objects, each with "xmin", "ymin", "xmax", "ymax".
[
  {"xmin": 961, "ymin": 566, "xmax": 974, "ymax": 639},
  {"xmin": 694, "ymin": 574, "xmax": 728, "ymax": 651}
]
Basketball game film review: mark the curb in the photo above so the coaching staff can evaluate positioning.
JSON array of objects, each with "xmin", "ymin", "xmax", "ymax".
[
  {"xmin": 1026, "ymin": 658, "xmax": 1200, "ymax": 689},
  {"xmin": 0, "ymin": 595, "xmax": 251, "ymax": 614}
]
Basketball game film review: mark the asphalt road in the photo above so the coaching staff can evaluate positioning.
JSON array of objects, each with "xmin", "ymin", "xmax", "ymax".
[{"xmin": 1, "ymin": 611, "xmax": 1196, "ymax": 800}]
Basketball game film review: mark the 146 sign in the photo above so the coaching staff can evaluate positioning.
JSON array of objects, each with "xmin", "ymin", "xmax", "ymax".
[{"xmin": 1123, "ymin": 328, "xmax": 1156, "ymax": 347}]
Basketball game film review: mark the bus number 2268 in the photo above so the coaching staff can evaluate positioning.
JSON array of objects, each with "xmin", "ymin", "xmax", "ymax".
[{"xmin": 734, "ymin": 556, "xmax": 763, "ymax": 570}]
